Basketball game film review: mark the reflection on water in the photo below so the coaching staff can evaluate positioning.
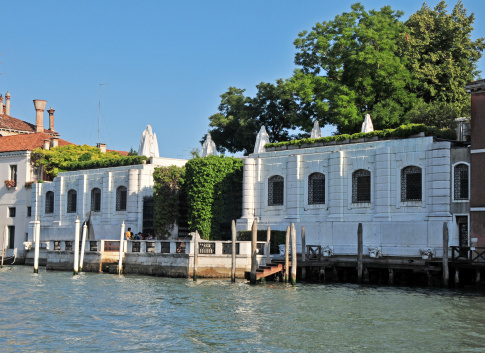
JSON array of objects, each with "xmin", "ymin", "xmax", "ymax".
[{"xmin": 1, "ymin": 266, "xmax": 485, "ymax": 352}]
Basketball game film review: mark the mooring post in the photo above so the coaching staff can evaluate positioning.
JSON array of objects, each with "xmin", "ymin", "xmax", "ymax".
[
  {"xmin": 291, "ymin": 223, "xmax": 297, "ymax": 286},
  {"xmin": 250, "ymin": 220, "xmax": 258, "ymax": 284},
  {"xmin": 34, "ymin": 218, "xmax": 40, "ymax": 273},
  {"xmin": 118, "ymin": 221, "xmax": 125, "ymax": 275},
  {"xmin": 455, "ymin": 269, "xmax": 460, "ymax": 288},
  {"xmin": 284, "ymin": 225, "xmax": 290, "ymax": 283},
  {"xmin": 79, "ymin": 222, "xmax": 87, "ymax": 272},
  {"xmin": 266, "ymin": 226, "xmax": 271, "ymax": 265},
  {"xmin": 73, "ymin": 216, "xmax": 80, "ymax": 275},
  {"xmin": 1, "ymin": 225, "xmax": 6, "ymax": 267},
  {"xmin": 301, "ymin": 226, "xmax": 306, "ymax": 280},
  {"xmin": 476, "ymin": 270, "xmax": 481, "ymax": 286},
  {"xmin": 442, "ymin": 222, "xmax": 449, "ymax": 287},
  {"xmin": 231, "ymin": 220, "xmax": 236, "ymax": 283},
  {"xmin": 193, "ymin": 230, "xmax": 199, "ymax": 281},
  {"xmin": 357, "ymin": 223, "xmax": 363, "ymax": 284}
]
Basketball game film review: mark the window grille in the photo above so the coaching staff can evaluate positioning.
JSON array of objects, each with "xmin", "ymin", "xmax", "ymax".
[
  {"xmin": 45, "ymin": 191, "xmax": 54, "ymax": 214},
  {"xmin": 352, "ymin": 170, "xmax": 371, "ymax": 203},
  {"xmin": 91, "ymin": 188, "xmax": 101, "ymax": 212},
  {"xmin": 308, "ymin": 173, "xmax": 325, "ymax": 204},
  {"xmin": 116, "ymin": 186, "xmax": 127, "ymax": 211},
  {"xmin": 454, "ymin": 164, "xmax": 469, "ymax": 200},
  {"xmin": 160, "ymin": 242, "xmax": 170, "ymax": 253},
  {"xmin": 67, "ymin": 190, "xmax": 77, "ymax": 213},
  {"xmin": 268, "ymin": 175, "xmax": 284, "ymax": 206},
  {"xmin": 401, "ymin": 166, "xmax": 422, "ymax": 201},
  {"xmin": 65, "ymin": 241, "xmax": 72, "ymax": 251}
]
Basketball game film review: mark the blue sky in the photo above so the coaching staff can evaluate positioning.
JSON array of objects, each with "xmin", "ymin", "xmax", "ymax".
[{"xmin": 1, "ymin": 1, "xmax": 484, "ymax": 158}]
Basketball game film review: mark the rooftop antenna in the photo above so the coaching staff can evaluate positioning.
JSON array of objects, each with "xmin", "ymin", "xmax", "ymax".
[{"xmin": 98, "ymin": 83, "xmax": 109, "ymax": 145}]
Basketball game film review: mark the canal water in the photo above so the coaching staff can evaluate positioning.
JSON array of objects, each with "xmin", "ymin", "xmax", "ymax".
[{"xmin": 1, "ymin": 266, "xmax": 485, "ymax": 352}]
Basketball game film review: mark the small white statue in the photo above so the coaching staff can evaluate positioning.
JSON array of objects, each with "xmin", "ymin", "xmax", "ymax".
[
  {"xmin": 361, "ymin": 114, "xmax": 374, "ymax": 133},
  {"xmin": 201, "ymin": 133, "xmax": 217, "ymax": 157},
  {"xmin": 311, "ymin": 120, "xmax": 322, "ymax": 139},
  {"xmin": 138, "ymin": 125, "xmax": 160, "ymax": 158},
  {"xmin": 253, "ymin": 126, "xmax": 270, "ymax": 154}
]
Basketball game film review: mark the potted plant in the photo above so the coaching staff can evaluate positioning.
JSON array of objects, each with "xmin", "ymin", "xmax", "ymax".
[
  {"xmin": 25, "ymin": 181, "xmax": 34, "ymax": 189},
  {"xmin": 420, "ymin": 248, "xmax": 434, "ymax": 260},
  {"xmin": 4, "ymin": 179, "xmax": 16, "ymax": 190}
]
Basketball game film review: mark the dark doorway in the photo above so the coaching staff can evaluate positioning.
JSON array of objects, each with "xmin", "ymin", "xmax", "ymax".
[{"xmin": 143, "ymin": 196, "xmax": 154, "ymax": 236}]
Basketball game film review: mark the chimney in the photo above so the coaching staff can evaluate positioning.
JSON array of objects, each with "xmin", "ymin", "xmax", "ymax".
[
  {"xmin": 43, "ymin": 139, "xmax": 50, "ymax": 150},
  {"xmin": 50, "ymin": 137, "xmax": 58, "ymax": 148},
  {"xmin": 5, "ymin": 91, "xmax": 11, "ymax": 115},
  {"xmin": 97, "ymin": 143, "xmax": 106, "ymax": 153},
  {"xmin": 0, "ymin": 95, "xmax": 3, "ymax": 115},
  {"xmin": 33, "ymin": 99, "xmax": 47, "ymax": 133},
  {"xmin": 47, "ymin": 107, "xmax": 55, "ymax": 132}
]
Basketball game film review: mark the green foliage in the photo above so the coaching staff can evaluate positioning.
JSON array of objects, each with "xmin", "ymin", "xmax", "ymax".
[
  {"xmin": 405, "ymin": 100, "xmax": 459, "ymax": 129},
  {"xmin": 237, "ymin": 230, "xmax": 287, "ymax": 254},
  {"xmin": 32, "ymin": 144, "xmax": 149, "ymax": 178},
  {"xmin": 184, "ymin": 155, "xmax": 243, "ymax": 240},
  {"xmin": 128, "ymin": 147, "xmax": 138, "ymax": 156},
  {"xmin": 265, "ymin": 123, "xmax": 456, "ymax": 148},
  {"xmin": 403, "ymin": 1, "xmax": 485, "ymax": 116},
  {"xmin": 153, "ymin": 166, "xmax": 185, "ymax": 239}
]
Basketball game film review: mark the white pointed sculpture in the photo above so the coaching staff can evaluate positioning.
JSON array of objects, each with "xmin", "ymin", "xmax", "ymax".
[
  {"xmin": 254, "ymin": 126, "xmax": 270, "ymax": 154},
  {"xmin": 138, "ymin": 125, "xmax": 160, "ymax": 158},
  {"xmin": 361, "ymin": 114, "xmax": 374, "ymax": 133},
  {"xmin": 201, "ymin": 133, "xmax": 217, "ymax": 157},
  {"xmin": 311, "ymin": 120, "xmax": 322, "ymax": 139}
]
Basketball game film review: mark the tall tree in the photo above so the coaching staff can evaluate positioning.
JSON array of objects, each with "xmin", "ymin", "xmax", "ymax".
[
  {"xmin": 292, "ymin": 3, "xmax": 417, "ymax": 134},
  {"xmin": 206, "ymin": 80, "xmax": 309, "ymax": 155},
  {"xmin": 403, "ymin": 1, "xmax": 485, "ymax": 116}
]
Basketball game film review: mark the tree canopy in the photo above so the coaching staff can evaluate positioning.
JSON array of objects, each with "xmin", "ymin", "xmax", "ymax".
[{"xmin": 205, "ymin": 1, "xmax": 484, "ymax": 154}]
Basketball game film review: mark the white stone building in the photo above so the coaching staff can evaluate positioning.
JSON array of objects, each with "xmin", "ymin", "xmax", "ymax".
[
  {"xmin": 237, "ymin": 135, "xmax": 470, "ymax": 258},
  {"xmin": 30, "ymin": 156, "xmax": 187, "ymax": 242}
]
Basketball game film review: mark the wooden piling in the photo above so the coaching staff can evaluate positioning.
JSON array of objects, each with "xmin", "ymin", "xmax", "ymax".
[
  {"xmin": 73, "ymin": 217, "xmax": 80, "ymax": 275},
  {"xmin": 442, "ymin": 222, "xmax": 449, "ymax": 287},
  {"xmin": 79, "ymin": 222, "xmax": 87, "ymax": 272},
  {"xmin": 231, "ymin": 220, "xmax": 236, "ymax": 283},
  {"xmin": 33, "ymin": 218, "xmax": 40, "ymax": 273},
  {"xmin": 388, "ymin": 268, "xmax": 394, "ymax": 285},
  {"xmin": 266, "ymin": 226, "xmax": 271, "ymax": 265},
  {"xmin": 363, "ymin": 268, "xmax": 369, "ymax": 284},
  {"xmin": 1, "ymin": 225, "xmax": 6, "ymax": 267},
  {"xmin": 357, "ymin": 223, "xmax": 363, "ymax": 284},
  {"xmin": 427, "ymin": 271, "xmax": 433, "ymax": 287},
  {"xmin": 193, "ymin": 230, "xmax": 199, "ymax": 281},
  {"xmin": 284, "ymin": 226, "xmax": 290, "ymax": 283},
  {"xmin": 332, "ymin": 266, "xmax": 339, "ymax": 282},
  {"xmin": 250, "ymin": 220, "xmax": 258, "ymax": 284},
  {"xmin": 476, "ymin": 269, "xmax": 481, "ymax": 286},
  {"xmin": 301, "ymin": 226, "xmax": 306, "ymax": 280},
  {"xmin": 455, "ymin": 269, "xmax": 460, "ymax": 288},
  {"xmin": 291, "ymin": 223, "xmax": 297, "ymax": 286},
  {"xmin": 118, "ymin": 221, "xmax": 125, "ymax": 275}
]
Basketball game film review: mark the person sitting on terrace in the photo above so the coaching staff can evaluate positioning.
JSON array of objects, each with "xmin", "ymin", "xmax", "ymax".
[{"xmin": 125, "ymin": 228, "xmax": 132, "ymax": 240}]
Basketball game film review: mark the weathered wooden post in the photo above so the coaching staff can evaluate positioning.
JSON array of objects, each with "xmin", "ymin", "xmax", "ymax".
[
  {"xmin": 34, "ymin": 218, "xmax": 41, "ymax": 273},
  {"xmin": 193, "ymin": 230, "xmax": 199, "ymax": 281},
  {"xmin": 284, "ymin": 225, "xmax": 290, "ymax": 283},
  {"xmin": 455, "ymin": 269, "xmax": 460, "ymax": 288},
  {"xmin": 250, "ymin": 220, "xmax": 258, "ymax": 284},
  {"xmin": 266, "ymin": 226, "xmax": 271, "ymax": 265},
  {"xmin": 301, "ymin": 226, "xmax": 306, "ymax": 280},
  {"xmin": 291, "ymin": 223, "xmax": 297, "ymax": 286},
  {"xmin": 231, "ymin": 220, "xmax": 236, "ymax": 282},
  {"xmin": 1, "ymin": 225, "xmax": 6, "ymax": 267},
  {"xmin": 73, "ymin": 216, "xmax": 80, "ymax": 275},
  {"xmin": 388, "ymin": 268, "xmax": 394, "ymax": 285},
  {"xmin": 79, "ymin": 222, "xmax": 87, "ymax": 272},
  {"xmin": 118, "ymin": 221, "xmax": 125, "ymax": 275},
  {"xmin": 357, "ymin": 223, "xmax": 363, "ymax": 284},
  {"xmin": 442, "ymin": 222, "xmax": 449, "ymax": 287}
]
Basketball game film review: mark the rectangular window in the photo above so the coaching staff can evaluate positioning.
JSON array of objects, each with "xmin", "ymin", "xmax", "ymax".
[
  {"xmin": 10, "ymin": 165, "xmax": 17, "ymax": 186},
  {"xmin": 7, "ymin": 226, "xmax": 14, "ymax": 249},
  {"xmin": 27, "ymin": 207, "xmax": 32, "ymax": 217},
  {"xmin": 8, "ymin": 207, "xmax": 16, "ymax": 217}
]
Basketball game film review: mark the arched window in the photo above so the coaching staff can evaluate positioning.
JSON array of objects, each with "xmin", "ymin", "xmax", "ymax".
[
  {"xmin": 67, "ymin": 189, "xmax": 77, "ymax": 213},
  {"xmin": 45, "ymin": 191, "xmax": 54, "ymax": 214},
  {"xmin": 308, "ymin": 173, "xmax": 325, "ymax": 204},
  {"xmin": 268, "ymin": 175, "xmax": 284, "ymax": 206},
  {"xmin": 352, "ymin": 170, "xmax": 371, "ymax": 203},
  {"xmin": 116, "ymin": 186, "xmax": 127, "ymax": 211},
  {"xmin": 91, "ymin": 188, "xmax": 101, "ymax": 212},
  {"xmin": 401, "ymin": 166, "xmax": 422, "ymax": 201},
  {"xmin": 454, "ymin": 164, "xmax": 469, "ymax": 200}
]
